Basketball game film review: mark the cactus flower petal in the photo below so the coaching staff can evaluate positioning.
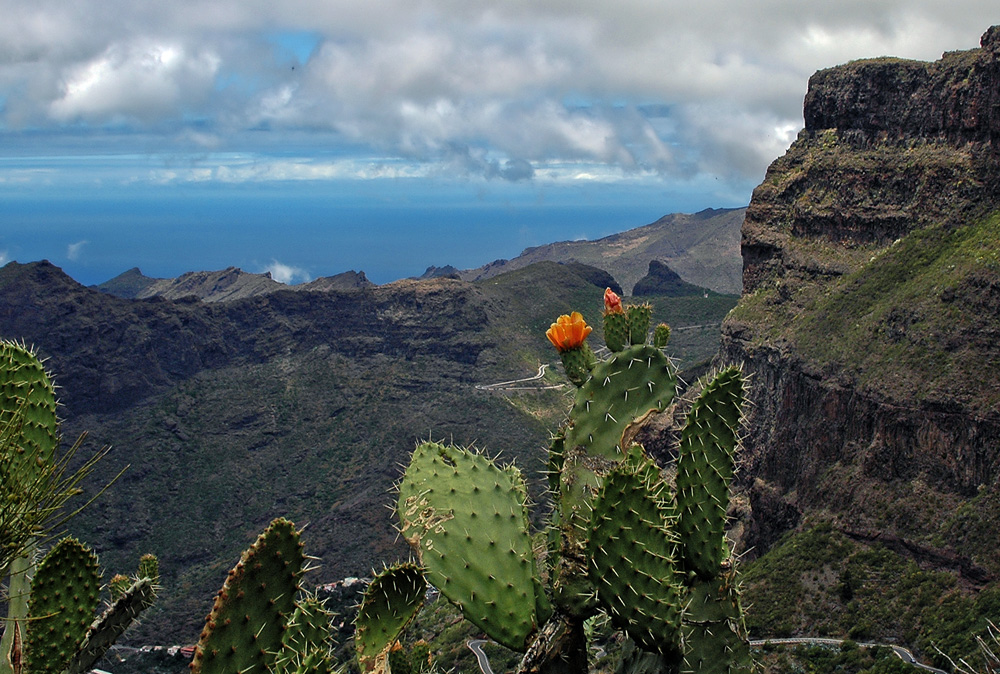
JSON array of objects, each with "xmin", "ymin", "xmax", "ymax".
[
  {"xmin": 603, "ymin": 288, "xmax": 624, "ymax": 314},
  {"xmin": 546, "ymin": 312, "xmax": 592, "ymax": 352}
]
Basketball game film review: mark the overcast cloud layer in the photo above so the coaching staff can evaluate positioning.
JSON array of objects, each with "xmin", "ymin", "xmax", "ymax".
[{"xmin": 1, "ymin": 1, "xmax": 995, "ymax": 188}]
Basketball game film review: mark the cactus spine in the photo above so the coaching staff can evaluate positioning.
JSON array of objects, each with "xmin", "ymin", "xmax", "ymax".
[
  {"xmin": 393, "ymin": 289, "xmax": 754, "ymax": 673},
  {"xmin": 1, "ymin": 341, "xmax": 156, "ymax": 674}
]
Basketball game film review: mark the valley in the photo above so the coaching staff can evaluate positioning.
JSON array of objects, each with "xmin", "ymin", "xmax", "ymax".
[{"xmin": 3, "ymin": 24, "xmax": 1000, "ymax": 674}]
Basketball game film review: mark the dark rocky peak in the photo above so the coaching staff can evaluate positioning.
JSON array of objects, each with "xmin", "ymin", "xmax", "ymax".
[
  {"xmin": 560, "ymin": 262, "xmax": 622, "ymax": 296},
  {"xmin": 0, "ymin": 260, "xmax": 85, "ymax": 295},
  {"xmin": 133, "ymin": 267, "xmax": 283, "ymax": 302},
  {"xmin": 95, "ymin": 267, "xmax": 165, "ymax": 299},
  {"xmin": 632, "ymin": 260, "xmax": 707, "ymax": 297},
  {"xmin": 299, "ymin": 270, "xmax": 375, "ymax": 291},
  {"xmin": 416, "ymin": 265, "xmax": 462, "ymax": 280},
  {"xmin": 804, "ymin": 25, "xmax": 1000, "ymax": 144}
]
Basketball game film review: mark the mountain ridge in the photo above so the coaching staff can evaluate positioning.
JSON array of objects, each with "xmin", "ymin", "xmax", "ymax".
[
  {"xmin": 97, "ymin": 266, "xmax": 375, "ymax": 303},
  {"xmin": 458, "ymin": 206, "xmax": 745, "ymax": 295}
]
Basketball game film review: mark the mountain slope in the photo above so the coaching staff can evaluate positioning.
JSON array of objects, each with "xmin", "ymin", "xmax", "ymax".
[{"xmin": 460, "ymin": 207, "xmax": 745, "ymax": 295}]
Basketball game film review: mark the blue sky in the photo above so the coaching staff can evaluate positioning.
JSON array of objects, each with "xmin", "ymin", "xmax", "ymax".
[{"xmin": 0, "ymin": 1, "xmax": 994, "ymax": 285}]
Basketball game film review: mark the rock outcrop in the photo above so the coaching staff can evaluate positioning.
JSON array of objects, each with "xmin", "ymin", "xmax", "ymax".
[
  {"xmin": 722, "ymin": 27, "xmax": 1000, "ymax": 571},
  {"xmin": 632, "ymin": 259, "xmax": 709, "ymax": 297}
]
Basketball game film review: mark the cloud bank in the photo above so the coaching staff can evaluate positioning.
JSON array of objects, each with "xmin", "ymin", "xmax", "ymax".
[{"xmin": 1, "ymin": 1, "xmax": 994, "ymax": 186}]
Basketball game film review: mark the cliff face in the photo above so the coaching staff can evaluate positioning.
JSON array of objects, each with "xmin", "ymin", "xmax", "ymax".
[{"xmin": 722, "ymin": 27, "xmax": 1000, "ymax": 570}]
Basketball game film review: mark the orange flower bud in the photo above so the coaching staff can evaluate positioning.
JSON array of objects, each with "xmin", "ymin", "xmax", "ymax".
[
  {"xmin": 546, "ymin": 312, "xmax": 592, "ymax": 352},
  {"xmin": 603, "ymin": 288, "xmax": 623, "ymax": 314}
]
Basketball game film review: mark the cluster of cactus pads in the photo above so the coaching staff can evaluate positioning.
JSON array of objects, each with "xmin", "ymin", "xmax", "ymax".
[
  {"xmin": 1, "ymin": 340, "xmax": 159, "ymax": 674},
  {"xmin": 190, "ymin": 517, "xmax": 435, "ymax": 674},
  {"xmin": 189, "ymin": 289, "xmax": 750, "ymax": 674},
  {"xmin": 396, "ymin": 289, "xmax": 754, "ymax": 673}
]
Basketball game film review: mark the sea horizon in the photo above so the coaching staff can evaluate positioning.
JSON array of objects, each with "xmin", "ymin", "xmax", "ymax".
[{"xmin": 3, "ymin": 178, "xmax": 753, "ymax": 288}]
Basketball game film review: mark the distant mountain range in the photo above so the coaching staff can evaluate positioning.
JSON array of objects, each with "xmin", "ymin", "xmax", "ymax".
[
  {"xmin": 449, "ymin": 207, "xmax": 745, "ymax": 295},
  {"xmin": 97, "ymin": 266, "xmax": 374, "ymax": 302},
  {"xmin": 93, "ymin": 207, "xmax": 745, "ymax": 304}
]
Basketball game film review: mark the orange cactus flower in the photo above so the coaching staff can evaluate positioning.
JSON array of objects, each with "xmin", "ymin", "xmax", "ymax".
[
  {"xmin": 546, "ymin": 312, "xmax": 592, "ymax": 352},
  {"xmin": 603, "ymin": 288, "xmax": 623, "ymax": 314}
]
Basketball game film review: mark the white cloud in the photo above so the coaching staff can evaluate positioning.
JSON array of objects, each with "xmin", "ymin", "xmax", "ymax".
[
  {"xmin": 48, "ymin": 40, "xmax": 220, "ymax": 123},
  {"xmin": 0, "ymin": 250, "xmax": 8, "ymax": 266},
  {"xmin": 0, "ymin": 0, "xmax": 995, "ymax": 184},
  {"xmin": 67, "ymin": 240, "xmax": 88, "ymax": 260},
  {"xmin": 264, "ymin": 260, "xmax": 310, "ymax": 284}
]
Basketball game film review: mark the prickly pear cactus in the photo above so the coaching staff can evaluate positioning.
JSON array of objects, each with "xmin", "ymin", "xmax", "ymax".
[
  {"xmin": 393, "ymin": 291, "xmax": 754, "ymax": 674},
  {"xmin": 272, "ymin": 597, "xmax": 335, "ymax": 674},
  {"xmin": 397, "ymin": 442, "xmax": 549, "ymax": 651},
  {"xmin": 587, "ymin": 454, "xmax": 685, "ymax": 656},
  {"xmin": 0, "ymin": 341, "xmax": 59, "ymax": 572},
  {"xmin": 66, "ymin": 576, "xmax": 158, "ymax": 674},
  {"xmin": 675, "ymin": 366, "xmax": 745, "ymax": 579},
  {"xmin": 0, "ymin": 341, "xmax": 59, "ymax": 481},
  {"xmin": 190, "ymin": 518, "xmax": 306, "ymax": 674},
  {"xmin": 355, "ymin": 563, "xmax": 425, "ymax": 673},
  {"xmin": 24, "ymin": 537, "xmax": 101, "ymax": 674},
  {"xmin": 564, "ymin": 344, "xmax": 677, "ymax": 460}
]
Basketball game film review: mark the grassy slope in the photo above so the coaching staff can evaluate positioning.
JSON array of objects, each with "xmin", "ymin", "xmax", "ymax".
[
  {"xmin": 730, "ymin": 211, "xmax": 1000, "ymax": 670},
  {"xmin": 742, "ymin": 522, "xmax": 1000, "ymax": 670},
  {"xmin": 731, "ymin": 210, "xmax": 1000, "ymax": 412}
]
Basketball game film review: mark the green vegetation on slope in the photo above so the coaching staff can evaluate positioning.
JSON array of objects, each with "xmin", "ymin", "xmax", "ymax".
[
  {"xmin": 742, "ymin": 521, "xmax": 1000, "ymax": 670},
  {"xmin": 731, "ymin": 210, "xmax": 1000, "ymax": 411}
]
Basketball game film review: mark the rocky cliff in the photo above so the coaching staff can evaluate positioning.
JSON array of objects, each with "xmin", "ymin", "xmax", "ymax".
[{"xmin": 722, "ymin": 27, "xmax": 1000, "ymax": 569}]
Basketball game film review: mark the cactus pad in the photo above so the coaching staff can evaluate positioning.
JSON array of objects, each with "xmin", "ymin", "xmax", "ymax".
[
  {"xmin": 25, "ymin": 537, "xmax": 101, "ymax": 674},
  {"xmin": 626, "ymin": 304, "xmax": 652, "ymax": 345},
  {"xmin": 653, "ymin": 323, "xmax": 671, "ymax": 349},
  {"xmin": 190, "ymin": 518, "xmax": 305, "ymax": 674},
  {"xmin": 0, "ymin": 341, "xmax": 59, "ymax": 479},
  {"xmin": 587, "ymin": 460, "xmax": 685, "ymax": 655},
  {"xmin": 66, "ymin": 577, "xmax": 158, "ymax": 674},
  {"xmin": 271, "ymin": 596, "xmax": 334, "ymax": 674},
  {"xmin": 681, "ymin": 620, "xmax": 753, "ymax": 674},
  {"xmin": 559, "ymin": 344, "xmax": 677, "ymax": 523},
  {"xmin": 397, "ymin": 441, "xmax": 546, "ymax": 651},
  {"xmin": 564, "ymin": 345, "xmax": 677, "ymax": 462},
  {"xmin": 355, "ymin": 563, "xmax": 425, "ymax": 673},
  {"xmin": 603, "ymin": 311, "xmax": 629, "ymax": 353},
  {"xmin": 675, "ymin": 367, "xmax": 745, "ymax": 579},
  {"xmin": 137, "ymin": 553, "xmax": 160, "ymax": 583}
]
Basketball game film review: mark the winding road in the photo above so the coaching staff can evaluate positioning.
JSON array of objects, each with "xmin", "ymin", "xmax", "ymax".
[
  {"xmin": 750, "ymin": 637, "xmax": 947, "ymax": 673},
  {"xmin": 474, "ymin": 363, "xmax": 565, "ymax": 391},
  {"xmin": 467, "ymin": 640, "xmax": 495, "ymax": 674}
]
